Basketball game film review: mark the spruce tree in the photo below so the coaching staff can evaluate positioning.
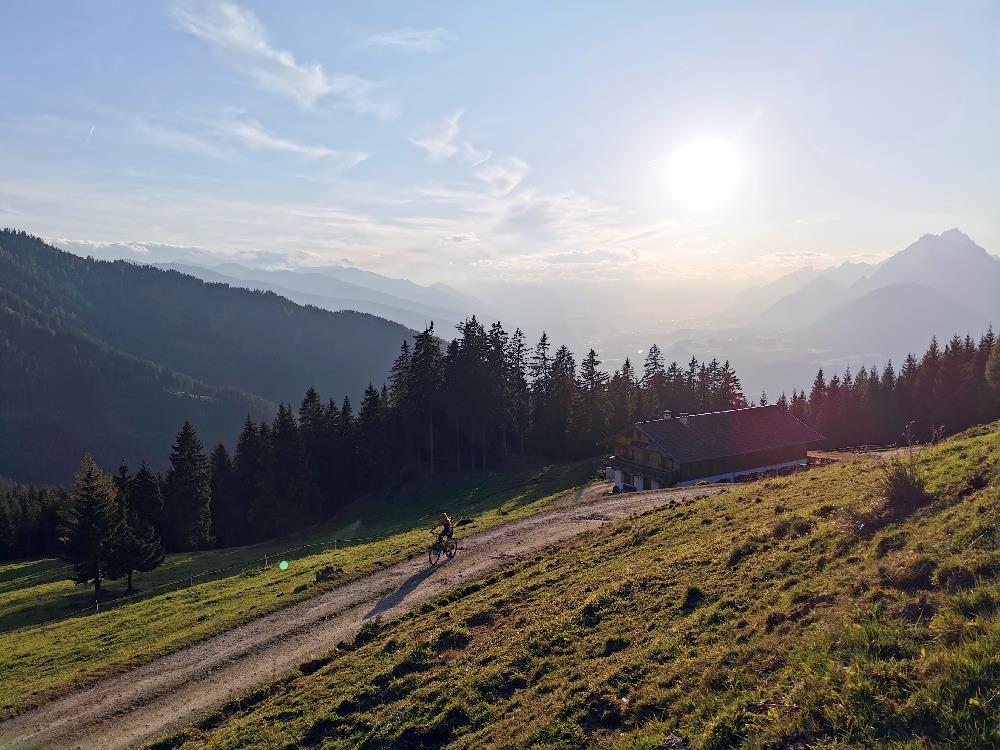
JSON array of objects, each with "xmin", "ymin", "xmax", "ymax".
[
  {"xmin": 577, "ymin": 348, "xmax": 609, "ymax": 451},
  {"xmin": 163, "ymin": 421, "xmax": 214, "ymax": 551},
  {"xmin": 209, "ymin": 443, "xmax": 240, "ymax": 547},
  {"xmin": 106, "ymin": 461, "xmax": 164, "ymax": 593},
  {"xmin": 59, "ymin": 454, "xmax": 122, "ymax": 602},
  {"xmin": 642, "ymin": 345, "xmax": 667, "ymax": 417},
  {"xmin": 986, "ymin": 336, "xmax": 1000, "ymax": 393},
  {"xmin": 507, "ymin": 328, "xmax": 531, "ymax": 455},
  {"xmin": 233, "ymin": 416, "xmax": 263, "ymax": 543},
  {"xmin": 130, "ymin": 461, "xmax": 164, "ymax": 536},
  {"xmin": 408, "ymin": 323, "xmax": 444, "ymax": 473}
]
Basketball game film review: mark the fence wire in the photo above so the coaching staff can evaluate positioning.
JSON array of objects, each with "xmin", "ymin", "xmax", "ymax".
[{"xmin": 10, "ymin": 532, "xmax": 394, "ymax": 633}]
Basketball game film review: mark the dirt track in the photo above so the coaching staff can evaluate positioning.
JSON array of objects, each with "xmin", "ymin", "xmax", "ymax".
[{"xmin": 0, "ymin": 485, "xmax": 716, "ymax": 750}]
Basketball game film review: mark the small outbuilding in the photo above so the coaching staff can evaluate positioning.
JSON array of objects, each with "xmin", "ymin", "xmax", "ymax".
[{"xmin": 607, "ymin": 405, "xmax": 823, "ymax": 489}]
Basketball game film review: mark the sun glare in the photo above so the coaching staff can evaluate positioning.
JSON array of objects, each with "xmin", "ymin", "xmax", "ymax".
[{"xmin": 666, "ymin": 137, "xmax": 745, "ymax": 211}]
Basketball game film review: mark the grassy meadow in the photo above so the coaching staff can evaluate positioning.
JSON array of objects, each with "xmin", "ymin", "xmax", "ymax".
[
  {"xmin": 152, "ymin": 423, "xmax": 1000, "ymax": 750},
  {"xmin": 0, "ymin": 459, "xmax": 597, "ymax": 720}
]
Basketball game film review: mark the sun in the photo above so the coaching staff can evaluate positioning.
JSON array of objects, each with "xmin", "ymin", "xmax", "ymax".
[{"xmin": 666, "ymin": 137, "xmax": 745, "ymax": 211}]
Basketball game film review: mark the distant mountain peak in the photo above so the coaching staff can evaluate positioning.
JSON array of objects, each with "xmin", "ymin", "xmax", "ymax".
[{"xmin": 939, "ymin": 228, "xmax": 974, "ymax": 244}]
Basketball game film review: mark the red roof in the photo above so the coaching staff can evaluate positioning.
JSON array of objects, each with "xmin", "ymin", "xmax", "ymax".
[{"xmin": 630, "ymin": 406, "xmax": 823, "ymax": 465}]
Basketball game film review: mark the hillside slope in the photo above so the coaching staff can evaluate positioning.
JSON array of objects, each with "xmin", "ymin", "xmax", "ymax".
[
  {"xmin": 157, "ymin": 424, "xmax": 999, "ymax": 749},
  {"xmin": 0, "ymin": 230, "xmax": 413, "ymax": 483},
  {"xmin": 155, "ymin": 262, "xmax": 463, "ymax": 333},
  {"xmin": 802, "ymin": 282, "xmax": 988, "ymax": 360}
]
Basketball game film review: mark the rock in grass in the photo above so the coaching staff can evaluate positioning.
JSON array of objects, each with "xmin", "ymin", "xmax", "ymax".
[{"xmin": 654, "ymin": 735, "xmax": 689, "ymax": 750}]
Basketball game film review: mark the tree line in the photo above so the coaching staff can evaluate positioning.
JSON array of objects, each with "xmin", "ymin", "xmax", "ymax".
[
  {"xmin": 4, "ymin": 319, "xmax": 1000, "ymax": 588},
  {"xmin": 784, "ymin": 328, "xmax": 1000, "ymax": 447}
]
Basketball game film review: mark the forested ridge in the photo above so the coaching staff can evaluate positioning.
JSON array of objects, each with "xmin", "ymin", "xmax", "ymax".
[
  {"xmin": 3, "ymin": 309, "xmax": 999, "ymax": 576},
  {"xmin": 0, "ymin": 229, "xmax": 412, "ymax": 484}
]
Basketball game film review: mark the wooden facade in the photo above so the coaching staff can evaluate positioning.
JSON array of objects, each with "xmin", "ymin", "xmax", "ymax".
[
  {"xmin": 606, "ymin": 406, "xmax": 823, "ymax": 489},
  {"xmin": 610, "ymin": 427, "xmax": 680, "ymax": 487}
]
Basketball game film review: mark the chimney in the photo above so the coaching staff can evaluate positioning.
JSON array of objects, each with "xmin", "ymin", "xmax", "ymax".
[{"xmin": 678, "ymin": 413, "xmax": 689, "ymax": 425}]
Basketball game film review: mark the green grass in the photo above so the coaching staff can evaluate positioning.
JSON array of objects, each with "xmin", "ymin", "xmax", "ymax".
[
  {"xmin": 0, "ymin": 459, "xmax": 597, "ymax": 720},
  {"xmin": 153, "ymin": 423, "xmax": 1000, "ymax": 750}
]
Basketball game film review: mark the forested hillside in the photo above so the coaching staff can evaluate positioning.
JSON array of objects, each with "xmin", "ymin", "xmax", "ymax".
[{"xmin": 0, "ymin": 230, "xmax": 412, "ymax": 483}]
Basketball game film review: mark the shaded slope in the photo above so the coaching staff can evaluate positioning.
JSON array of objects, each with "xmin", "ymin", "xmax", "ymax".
[
  {"xmin": 802, "ymin": 282, "xmax": 987, "ymax": 359},
  {"xmin": 853, "ymin": 229, "xmax": 1000, "ymax": 321},
  {"xmin": 0, "ymin": 230, "xmax": 413, "ymax": 482}
]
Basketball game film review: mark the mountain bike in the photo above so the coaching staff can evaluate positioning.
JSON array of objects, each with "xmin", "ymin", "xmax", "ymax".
[{"xmin": 428, "ymin": 531, "xmax": 458, "ymax": 565}]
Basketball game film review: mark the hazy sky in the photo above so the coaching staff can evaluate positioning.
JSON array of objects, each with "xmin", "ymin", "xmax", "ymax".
[{"xmin": 1, "ymin": 0, "xmax": 998, "ymax": 285}]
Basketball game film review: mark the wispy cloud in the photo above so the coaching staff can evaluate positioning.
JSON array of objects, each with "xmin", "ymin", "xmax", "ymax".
[
  {"xmin": 134, "ymin": 117, "xmax": 234, "ymax": 160},
  {"xmin": 226, "ymin": 119, "xmax": 366, "ymax": 167},
  {"xmin": 475, "ymin": 156, "xmax": 529, "ymax": 195},
  {"xmin": 410, "ymin": 110, "xmax": 463, "ymax": 161},
  {"xmin": 410, "ymin": 110, "xmax": 492, "ymax": 165},
  {"xmin": 368, "ymin": 28, "xmax": 450, "ymax": 52},
  {"xmin": 171, "ymin": 0, "xmax": 395, "ymax": 116}
]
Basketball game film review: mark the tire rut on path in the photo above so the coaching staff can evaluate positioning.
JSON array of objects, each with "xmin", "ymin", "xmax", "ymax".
[{"xmin": 0, "ymin": 486, "xmax": 716, "ymax": 750}]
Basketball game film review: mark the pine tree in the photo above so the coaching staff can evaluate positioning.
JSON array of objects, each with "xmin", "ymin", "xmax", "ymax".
[
  {"xmin": 577, "ymin": 348, "xmax": 609, "ymax": 451},
  {"xmin": 507, "ymin": 328, "xmax": 530, "ymax": 455},
  {"xmin": 642, "ymin": 345, "xmax": 667, "ymax": 417},
  {"xmin": 807, "ymin": 369, "xmax": 827, "ymax": 426},
  {"xmin": 298, "ymin": 386, "xmax": 327, "ymax": 503},
  {"xmin": 408, "ymin": 324, "xmax": 444, "ymax": 473},
  {"xmin": 109, "ymin": 462, "xmax": 165, "ymax": 595},
  {"xmin": 163, "ymin": 421, "xmax": 214, "ymax": 551},
  {"xmin": 356, "ymin": 383, "xmax": 386, "ymax": 482},
  {"xmin": 986, "ymin": 336, "xmax": 1000, "ymax": 392},
  {"xmin": 59, "ymin": 454, "xmax": 122, "ymax": 602},
  {"xmin": 209, "ymin": 443, "xmax": 240, "ymax": 547},
  {"xmin": 130, "ymin": 461, "xmax": 164, "ymax": 536},
  {"xmin": 267, "ymin": 404, "xmax": 311, "ymax": 532}
]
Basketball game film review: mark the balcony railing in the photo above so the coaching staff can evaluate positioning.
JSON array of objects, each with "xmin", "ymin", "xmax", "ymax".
[{"xmin": 609, "ymin": 455, "xmax": 677, "ymax": 484}]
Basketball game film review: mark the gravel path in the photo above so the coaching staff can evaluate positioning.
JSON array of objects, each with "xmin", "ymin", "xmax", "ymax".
[{"xmin": 0, "ymin": 485, "xmax": 716, "ymax": 750}]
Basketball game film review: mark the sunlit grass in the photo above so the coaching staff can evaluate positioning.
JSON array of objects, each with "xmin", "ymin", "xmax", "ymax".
[
  {"xmin": 154, "ymin": 423, "xmax": 1000, "ymax": 750},
  {"xmin": 0, "ymin": 459, "xmax": 597, "ymax": 720}
]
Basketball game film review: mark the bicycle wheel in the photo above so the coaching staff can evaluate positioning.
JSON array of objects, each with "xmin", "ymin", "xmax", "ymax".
[
  {"xmin": 444, "ymin": 538, "xmax": 458, "ymax": 559},
  {"xmin": 428, "ymin": 543, "xmax": 442, "ymax": 565}
]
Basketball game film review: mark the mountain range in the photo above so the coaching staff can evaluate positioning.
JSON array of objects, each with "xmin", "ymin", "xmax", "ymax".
[
  {"xmin": 660, "ymin": 229, "xmax": 999, "ymax": 400},
  {"xmin": 0, "ymin": 231, "xmax": 412, "ymax": 484},
  {"xmin": 152, "ymin": 262, "xmax": 476, "ymax": 335}
]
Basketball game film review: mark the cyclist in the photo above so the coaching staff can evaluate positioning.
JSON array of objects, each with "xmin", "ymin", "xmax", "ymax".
[{"xmin": 434, "ymin": 512, "xmax": 455, "ymax": 546}]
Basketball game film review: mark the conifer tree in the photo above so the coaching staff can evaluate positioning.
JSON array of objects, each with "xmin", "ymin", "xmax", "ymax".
[
  {"xmin": 356, "ymin": 383, "xmax": 387, "ymax": 481},
  {"xmin": 508, "ymin": 328, "xmax": 531, "ymax": 455},
  {"xmin": 642, "ymin": 345, "xmax": 667, "ymax": 417},
  {"xmin": 267, "ymin": 404, "xmax": 312, "ymax": 531},
  {"xmin": 163, "ymin": 421, "xmax": 214, "ymax": 551},
  {"xmin": 59, "ymin": 454, "xmax": 122, "ymax": 601},
  {"xmin": 408, "ymin": 323, "xmax": 444, "ymax": 473},
  {"xmin": 986, "ymin": 335, "xmax": 1000, "ymax": 393},
  {"xmin": 106, "ymin": 462, "xmax": 164, "ymax": 593},
  {"xmin": 209, "ymin": 443, "xmax": 241, "ymax": 547},
  {"xmin": 577, "ymin": 348, "xmax": 609, "ymax": 451},
  {"xmin": 130, "ymin": 461, "xmax": 164, "ymax": 535}
]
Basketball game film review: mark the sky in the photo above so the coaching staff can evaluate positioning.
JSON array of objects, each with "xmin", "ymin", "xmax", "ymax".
[{"xmin": 1, "ymin": 0, "xmax": 998, "ymax": 287}]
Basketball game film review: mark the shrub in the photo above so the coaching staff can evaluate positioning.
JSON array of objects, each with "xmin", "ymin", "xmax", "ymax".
[{"xmin": 876, "ymin": 452, "xmax": 930, "ymax": 517}]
